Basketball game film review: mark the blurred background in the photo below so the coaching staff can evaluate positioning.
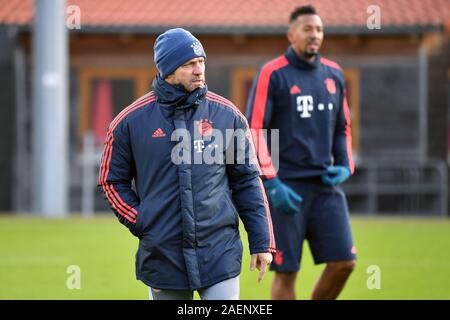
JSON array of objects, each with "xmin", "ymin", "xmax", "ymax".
[{"xmin": 0, "ymin": 0, "xmax": 449, "ymax": 299}]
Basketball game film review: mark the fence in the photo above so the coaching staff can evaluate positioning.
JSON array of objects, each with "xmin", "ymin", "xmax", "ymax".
[
  {"xmin": 343, "ymin": 159, "xmax": 448, "ymax": 216},
  {"xmin": 77, "ymin": 134, "xmax": 449, "ymax": 216}
]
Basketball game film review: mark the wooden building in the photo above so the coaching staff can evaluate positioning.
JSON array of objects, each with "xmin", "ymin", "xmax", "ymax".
[{"xmin": 0, "ymin": 0, "xmax": 449, "ymax": 214}]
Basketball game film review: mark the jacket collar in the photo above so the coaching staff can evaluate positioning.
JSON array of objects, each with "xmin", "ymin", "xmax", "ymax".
[
  {"xmin": 152, "ymin": 75, "xmax": 208, "ymax": 110},
  {"xmin": 285, "ymin": 46, "xmax": 320, "ymax": 70}
]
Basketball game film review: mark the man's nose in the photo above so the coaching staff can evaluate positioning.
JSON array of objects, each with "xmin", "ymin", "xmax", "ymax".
[
  {"xmin": 193, "ymin": 62, "xmax": 204, "ymax": 74},
  {"xmin": 311, "ymin": 29, "xmax": 321, "ymax": 39}
]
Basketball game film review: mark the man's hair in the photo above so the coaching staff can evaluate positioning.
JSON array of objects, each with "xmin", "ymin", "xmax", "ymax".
[{"xmin": 289, "ymin": 5, "xmax": 318, "ymax": 23}]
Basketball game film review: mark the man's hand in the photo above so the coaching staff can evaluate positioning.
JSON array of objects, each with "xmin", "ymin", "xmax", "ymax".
[
  {"xmin": 263, "ymin": 177, "xmax": 302, "ymax": 215},
  {"xmin": 250, "ymin": 252, "xmax": 273, "ymax": 283},
  {"xmin": 321, "ymin": 166, "xmax": 351, "ymax": 186}
]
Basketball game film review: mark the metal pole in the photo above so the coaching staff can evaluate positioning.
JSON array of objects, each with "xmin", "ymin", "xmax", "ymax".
[
  {"xmin": 12, "ymin": 30, "xmax": 30, "ymax": 213},
  {"xmin": 418, "ymin": 45, "xmax": 428, "ymax": 162},
  {"xmin": 438, "ymin": 160, "xmax": 448, "ymax": 217},
  {"xmin": 81, "ymin": 132, "xmax": 95, "ymax": 217},
  {"xmin": 32, "ymin": 0, "xmax": 68, "ymax": 216}
]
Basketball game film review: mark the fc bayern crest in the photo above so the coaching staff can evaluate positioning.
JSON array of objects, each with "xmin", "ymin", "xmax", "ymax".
[
  {"xmin": 324, "ymin": 78, "xmax": 336, "ymax": 94},
  {"xmin": 191, "ymin": 41, "xmax": 204, "ymax": 56},
  {"xmin": 198, "ymin": 119, "xmax": 213, "ymax": 136}
]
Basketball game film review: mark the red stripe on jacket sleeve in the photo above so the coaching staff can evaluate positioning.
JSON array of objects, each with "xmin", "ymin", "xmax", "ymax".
[
  {"xmin": 249, "ymin": 56, "xmax": 289, "ymax": 179},
  {"xmin": 320, "ymin": 58, "xmax": 354, "ymax": 174},
  {"xmin": 343, "ymin": 95, "xmax": 355, "ymax": 174},
  {"xmin": 257, "ymin": 177, "xmax": 276, "ymax": 252},
  {"xmin": 320, "ymin": 57, "xmax": 342, "ymax": 71},
  {"xmin": 98, "ymin": 93, "xmax": 155, "ymax": 222}
]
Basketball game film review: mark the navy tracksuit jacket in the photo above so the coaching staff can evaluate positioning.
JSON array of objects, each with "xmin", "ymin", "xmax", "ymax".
[
  {"xmin": 247, "ymin": 47, "xmax": 354, "ymax": 180},
  {"xmin": 98, "ymin": 78, "xmax": 275, "ymax": 290}
]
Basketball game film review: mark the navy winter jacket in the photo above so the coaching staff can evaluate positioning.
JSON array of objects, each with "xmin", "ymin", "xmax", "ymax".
[
  {"xmin": 247, "ymin": 47, "xmax": 354, "ymax": 180},
  {"xmin": 99, "ymin": 77, "xmax": 275, "ymax": 290}
]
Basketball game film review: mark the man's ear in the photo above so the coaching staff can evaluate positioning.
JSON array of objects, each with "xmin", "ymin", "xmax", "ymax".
[
  {"xmin": 165, "ymin": 73, "xmax": 174, "ymax": 84},
  {"xmin": 287, "ymin": 27, "xmax": 294, "ymax": 44}
]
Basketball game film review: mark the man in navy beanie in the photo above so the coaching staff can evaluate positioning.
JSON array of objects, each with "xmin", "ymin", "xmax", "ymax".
[
  {"xmin": 154, "ymin": 28, "xmax": 206, "ymax": 80},
  {"xmin": 99, "ymin": 28, "xmax": 275, "ymax": 300}
]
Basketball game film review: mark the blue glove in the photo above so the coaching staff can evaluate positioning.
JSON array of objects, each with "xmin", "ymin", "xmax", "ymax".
[
  {"xmin": 321, "ymin": 166, "xmax": 351, "ymax": 186},
  {"xmin": 263, "ymin": 177, "xmax": 303, "ymax": 215}
]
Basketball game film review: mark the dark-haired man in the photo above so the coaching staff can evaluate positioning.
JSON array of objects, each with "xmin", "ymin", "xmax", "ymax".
[{"xmin": 247, "ymin": 5, "xmax": 356, "ymax": 300}]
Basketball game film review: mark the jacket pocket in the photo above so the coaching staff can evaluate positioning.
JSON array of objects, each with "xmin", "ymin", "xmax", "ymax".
[
  {"xmin": 130, "ymin": 204, "xmax": 144, "ymax": 238},
  {"xmin": 224, "ymin": 193, "xmax": 239, "ymax": 226}
]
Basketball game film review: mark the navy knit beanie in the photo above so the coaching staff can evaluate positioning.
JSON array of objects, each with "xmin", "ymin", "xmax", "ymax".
[{"xmin": 154, "ymin": 28, "xmax": 206, "ymax": 79}]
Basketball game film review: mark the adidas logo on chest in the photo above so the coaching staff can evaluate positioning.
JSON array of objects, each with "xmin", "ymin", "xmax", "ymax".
[{"xmin": 152, "ymin": 127, "xmax": 166, "ymax": 138}]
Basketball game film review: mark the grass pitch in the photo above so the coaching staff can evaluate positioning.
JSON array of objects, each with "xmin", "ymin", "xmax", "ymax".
[{"xmin": 0, "ymin": 215, "xmax": 449, "ymax": 300}]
